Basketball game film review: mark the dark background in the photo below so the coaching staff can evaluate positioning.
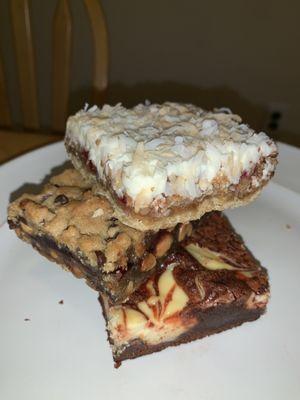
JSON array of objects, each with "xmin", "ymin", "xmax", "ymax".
[{"xmin": 0, "ymin": 0, "xmax": 299, "ymax": 145}]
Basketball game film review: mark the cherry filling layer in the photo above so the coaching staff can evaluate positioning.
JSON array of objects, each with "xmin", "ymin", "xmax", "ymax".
[
  {"xmin": 81, "ymin": 149, "xmax": 130, "ymax": 206},
  {"xmin": 82, "ymin": 150, "xmax": 97, "ymax": 174}
]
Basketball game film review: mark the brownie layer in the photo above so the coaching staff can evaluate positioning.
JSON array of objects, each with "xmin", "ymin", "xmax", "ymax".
[
  {"xmin": 99, "ymin": 214, "xmax": 269, "ymax": 366},
  {"xmin": 100, "ymin": 294, "xmax": 263, "ymax": 367}
]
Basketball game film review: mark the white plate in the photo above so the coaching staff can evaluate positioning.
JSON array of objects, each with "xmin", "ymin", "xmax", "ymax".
[
  {"xmin": 1, "ymin": 143, "xmax": 300, "ymax": 400},
  {"xmin": 274, "ymin": 142, "xmax": 300, "ymax": 194},
  {"xmin": 0, "ymin": 142, "xmax": 67, "ymax": 225}
]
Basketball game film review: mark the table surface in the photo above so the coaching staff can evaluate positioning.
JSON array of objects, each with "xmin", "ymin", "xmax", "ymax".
[{"xmin": 0, "ymin": 129, "xmax": 61, "ymax": 164}]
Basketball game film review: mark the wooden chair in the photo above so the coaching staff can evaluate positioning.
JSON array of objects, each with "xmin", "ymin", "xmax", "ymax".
[{"xmin": 0, "ymin": 0, "xmax": 108, "ymax": 133}]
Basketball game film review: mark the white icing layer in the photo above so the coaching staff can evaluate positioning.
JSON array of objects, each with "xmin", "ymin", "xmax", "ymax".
[{"xmin": 66, "ymin": 102, "xmax": 277, "ymax": 211}]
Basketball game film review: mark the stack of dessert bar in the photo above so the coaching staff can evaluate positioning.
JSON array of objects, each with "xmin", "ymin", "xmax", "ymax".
[{"xmin": 8, "ymin": 102, "xmax": 278, "ymax": 367}]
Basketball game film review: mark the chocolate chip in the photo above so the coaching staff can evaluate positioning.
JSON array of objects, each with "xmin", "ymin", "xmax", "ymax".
[
  {"xmin": 7, "ymin": 219, "xmax": 18, "ymax": 229},
  {"xmin": 24, "ymin": 318, "xmax": 30, "ymax": 321},
  {"xmin": 58, "ymin": 299, "xmax": 64, "ymax": 305},
  {"xmin": 54, "ymin": 194, "xmax": 69, "ymax": 205},
  {"xmin": 95, "ymin": 250, "xmax": 106, "ymax": 266},
  {"xmin": 109, "ymin": 217, "xmax": 118, "ymax": 228},
  {"xmin": 19, "ymin": 199, "xmax": 30, "ymax": 209}
]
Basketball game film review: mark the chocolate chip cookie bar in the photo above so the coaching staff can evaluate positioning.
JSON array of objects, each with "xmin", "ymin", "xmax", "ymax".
[
  {"xmin": 65, "ymin": 102, "xmax": 277, "ymax": 231},
  {"xmin": 99, "ymin": 212, "xmax": 269, "ymax": 367},
  {"xmin": 8, "ymin": 169, "xmax": 187, "ymax": 303}
]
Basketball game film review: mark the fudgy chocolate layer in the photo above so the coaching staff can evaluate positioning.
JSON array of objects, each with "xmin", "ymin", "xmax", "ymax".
[
  {"xmin": 99, "ymin": 293, "xmax": 263, "ymax": 367},
  {"xmin": 99, "ymin": 217, "xmax": 269, "ymax": 366},
  {"xmin": 9, "ymin": 220, "xmax": 164, "ymax": 302}
]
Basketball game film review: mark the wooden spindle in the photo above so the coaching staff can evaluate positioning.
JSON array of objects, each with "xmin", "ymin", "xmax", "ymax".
[
  {"xmin": 0, "ymin": 54, "xmax": 12, "ymax": 128},
  {"xmin": 84, "ymin": 0, "xmax": 109, "ymax": 106},
  {"xmin": 11, "ymin": 0, "xmax": 39, "ymax": 130},
  {"xmin": 52, "ymin": 0, "xmax": 72, "ymax": 132}
]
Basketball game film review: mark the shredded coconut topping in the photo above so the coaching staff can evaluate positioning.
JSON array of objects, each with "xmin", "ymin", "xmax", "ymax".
[{"xmin": 66, "ymin": 102, "xmax": 277, "ymax": 210}]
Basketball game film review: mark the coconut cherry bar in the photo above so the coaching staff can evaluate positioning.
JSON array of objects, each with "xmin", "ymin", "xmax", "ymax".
[
  {"xmin": 65, "ymin": 102, "xmax": 278, "ymax": 231},
  {"xmin": 8, "ymin": 169, "xmax": 188, "ymax": 303},
  {"xmin": 99, "ymin": 212, "xmax": 269, "ymax": 367}
]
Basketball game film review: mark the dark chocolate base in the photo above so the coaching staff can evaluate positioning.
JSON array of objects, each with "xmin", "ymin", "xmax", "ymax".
[
  {"xmin": 99, "ymin": 294, "xmax": 264, "ymax": 367},
  {"xmin": 9, "ymin": 222, "xmax": 98, "ymax": 287},
  {"xmin": 8, "ymin": 218, "xmax": 179, "ymax": 304},
  {"xmin": 9, "ymin": 221, "xmax": 155, "ymax": 302}
]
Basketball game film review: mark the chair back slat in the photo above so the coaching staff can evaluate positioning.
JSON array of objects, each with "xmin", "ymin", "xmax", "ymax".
[
  {"xmin": 0, "ymin": 55, "xmax": 12, "ymax": 128},
  {"xmin": 3, "ymin": 0, "xmax": 108, "ymax": 132},
  {"xmin": 11, "ymin": 0, "xmax": 39, "ymax": 130},
  {"xmin": 52, "ymin": 0, "xmax": 72, "ymax": 133},
  {"xmin": 84, "ymin": 0, "xmax": 108, "ymax": 106}
]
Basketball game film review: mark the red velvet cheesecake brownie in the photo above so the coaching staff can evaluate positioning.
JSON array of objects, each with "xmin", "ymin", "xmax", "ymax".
[
  {"xmin": 99, "ymin": 212, "xmax": 269, "ymax": 367},
  {"xmin": 65, "ymin": 102, "xmax": 278, "ymax": 231},
  {"xmin": 8, "ymin": 169, "xmax": 188, "ymax": 303}
]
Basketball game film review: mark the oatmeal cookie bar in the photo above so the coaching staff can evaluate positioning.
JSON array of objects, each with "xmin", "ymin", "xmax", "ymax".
[{"xmin": 8, "ymin": 169, "xmax": 186, "ymax": 303}]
